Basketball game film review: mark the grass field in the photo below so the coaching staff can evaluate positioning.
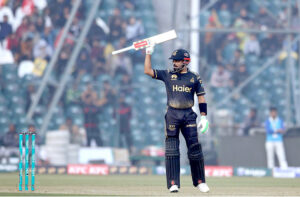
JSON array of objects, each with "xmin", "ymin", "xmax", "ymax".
[{"xmin": 1, "ymin": 173, "xmax": 300, "ymax": 196}]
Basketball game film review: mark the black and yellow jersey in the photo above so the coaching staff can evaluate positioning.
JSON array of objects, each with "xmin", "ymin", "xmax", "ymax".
[{"xmin": 153, "ymin": 69, "xmax": 205, "ymax": 109}]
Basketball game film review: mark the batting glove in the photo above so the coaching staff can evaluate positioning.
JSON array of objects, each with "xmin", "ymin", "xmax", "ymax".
[
  {"xmin": 146, "ymin": 44, "xmax": 155, "ymax": 55},
  {"xmin": 198, "ymin": 116, "xmax": 209, "ymax": 134}
]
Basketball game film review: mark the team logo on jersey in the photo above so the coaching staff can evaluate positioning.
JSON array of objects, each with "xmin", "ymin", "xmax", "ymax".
[
  {"xmin": 169, "ymin": 124, "xmax": 176, "ymax": 131},
  {"xmin": 190, "ymin": 77, "xmax": 194, "ymax": 83},
  {"xmin": 171, "ymin": 74, "xmax": 177, "ymax": 80}
]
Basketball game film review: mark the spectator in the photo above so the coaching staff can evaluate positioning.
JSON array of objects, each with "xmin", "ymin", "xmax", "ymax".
[
  {"xmin": 210, "ymin": 65, "xmax": 232, "ymax": 88},
  {"xmin": 81, "ymin": 83, "xmax": 102, "ymax": 147},
  {"xmin": 16, "ymin": 17, "xmax": 30, "ymax": 40},
  {"xmin": 0, "ymin": 15, "xmax": 12, "ymax": 47},
  {"xmin": 218, "ymin": 3, "xmax": 231, "ymax": 27},
  {"xmin": 6, "ymin": 33, "xmax": 19, "ymax": 54},
  {"xmin": 49, "ymin": 0, "xmax": 70, "ymax": 28},
  {"xmin": 264, "ymin": 107, "xmax": 288, "ymax": 169},
  {"xmin": 56, "ymin": 46, "xmax": 71, "ymax": 78},
  {"xmin": 255, "ymin": 7, "xmax": 274, "ymax": 28},
  {"xmin": 35, "ymin": 15, "xmax": 45, "ymax": 34},
  {"xmin": 90, "ymin": 39, "xmax": 104, "ymax": 63},
  {"xmin": 119, "ymin": 73, "xmax": 132, "ymax": 95},
  {"xmin": 241, "ymin": 108, "xmax": 260, "ymax": 136},
  {"xmin": 111, "ymin": 49, "xmax": 133, "ymax": 77},
  {"xmin": 43, "ymin": 7, "xmax": 53, "ymax": 29},
  {"xmin": 100, "ymin": 80, "xmax": 116, "ymax": 106},
  {"xmin": 125, "ymin": 16, "xmax": 144, "ymax": 43},
  {"xmin": 261, "ymin": 34, "xmax": 280, "ymax": 58},
  {"xmin": 114, "ymin": 94, "xmax": 133, "ymax": 153},
  {"xmin": 230, "ymin": 49, "xmax": 245, "ymax": 68},
  {"xmin": 33, "ymin": 39, "xmax": 53, "ymax": 61},
  {"xmin": 28, "ymin": 123, "xmax": 42, "ymax": 145},
  {"xmin": 65, "ymin": 83, "xmax": 81, "ymax": 106},
  {"xmin": 41, "ymin": 26, "xmax": 55, "ymax": 48},
  {"xmin": 3, "ymin": 124, "xmax": 18, "ymax": 147},
  {"xmin": 118, "ymin": 0, "xmax": 136, "ymax": 11},
  {"xmin": 233, "ymin": 64, "xmax": 248, "ymax": 86},
  {"xmin": 108, "ymin": 8, "xmax": 124, "ymax": 42},
  {"xmin": 88, "ymin": 19, "xmax": 106, "ymax": 42},
  {"xmin": 291, "ymin": 6, "xmax": 300, "ymax": 29},
  {"xmin": 70, "ymin": 17, "xmax": 81, "ymax": 38},
  {"xmin": 76, "ymin": 49, "xmax": 93, "ymax": 75},
  {"xmin": 244, "ymin": 34, "xmax": 260, "ymax": 56},
  {"xmin": 23, "ymin": 23, "xmax": 40, "ymax": 44},
  {"xmin": 1, "ymin": 124, "xmax": 19, "ymax": 163},
  {"xmin": 204, "ymin": 10, "xmax": 222, "ymax": 64},
  {"xmin": 60, "ymin": 118, "xmax": 85, "ymax": 146},
  {"xmin": 239, "ymin": 8, "xmax": 251, "ymax": 24},
  {"xmin": 92, "ymin": 58, "xmax": 107, "ymax": 78},
  {"xmin": 19, "ymin": 36, "xmax": 34, "ymax": 61}
]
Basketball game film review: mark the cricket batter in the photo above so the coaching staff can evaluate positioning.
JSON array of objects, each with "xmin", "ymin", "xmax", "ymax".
[{"xmin": 144, "ymin": 46, "xmax": 210, "ymax": 193}]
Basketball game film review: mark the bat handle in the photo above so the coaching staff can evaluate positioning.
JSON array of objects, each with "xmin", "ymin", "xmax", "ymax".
[{"xmin": 112, "ymin": 46, "xmax": 134, "ymax": 55}]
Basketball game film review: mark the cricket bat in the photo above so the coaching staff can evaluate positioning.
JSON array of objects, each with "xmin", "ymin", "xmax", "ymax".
[{"xmin": 112, "ymin": 30, "xmax": 177, "ymax": 55}]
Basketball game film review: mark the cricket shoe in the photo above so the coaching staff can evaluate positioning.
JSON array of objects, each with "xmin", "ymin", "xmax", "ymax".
[
  {"xmin": 197, "ymin": 183, "xmax": 210, "ymax": 193},
  {"xmin": 169, "ymin": 185, "xmax": 179, "ymax": 193}
]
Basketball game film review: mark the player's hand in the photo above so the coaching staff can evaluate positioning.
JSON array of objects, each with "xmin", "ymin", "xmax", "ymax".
[
  {"xmin": 146, "ymin": 44, "xmax": 155, "ymax": 55},
  {"xmin": 198, "ymin": 116, "xmax": 209, "ymax": 133}
]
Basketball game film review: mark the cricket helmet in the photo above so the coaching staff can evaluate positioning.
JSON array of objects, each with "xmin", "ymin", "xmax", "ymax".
[{"xmin": 169, "ymin": 49, "xmax": 191, "ymax": 62}]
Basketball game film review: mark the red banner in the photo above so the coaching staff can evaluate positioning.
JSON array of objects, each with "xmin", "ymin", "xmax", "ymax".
[
  {"xmin": 205, "ymin": 166, "xmax": 233, "ymax": 177},
  {"xmin": 22, "ymin": 0, "xmax": 34, "ymax": 15},
  {"xmin": 67, "ymin": 164, "xmax": 109, "ymax": 175},
  {"xmin": 0, "ymin": 0, "xmax": 7, "ymax": 7}
]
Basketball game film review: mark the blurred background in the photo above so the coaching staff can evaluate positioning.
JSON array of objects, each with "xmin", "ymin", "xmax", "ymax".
[{"xmin": 0, "ymin": 0, "xmax": 299, "ymax": 176}]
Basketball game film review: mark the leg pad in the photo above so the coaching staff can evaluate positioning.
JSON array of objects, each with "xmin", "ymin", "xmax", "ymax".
[
  {"xmin": 165, "ymin": 137, "xmax": 180, "ymax": 189},
  {"xmin": 188, "ymin": 143, "xmax": 205, "ymax": 186}
]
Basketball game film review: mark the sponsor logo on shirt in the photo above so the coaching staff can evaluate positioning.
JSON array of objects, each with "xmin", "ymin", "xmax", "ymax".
[{"xmin": 172, "ymin": 85, "xmax": 192, "ymax": 93}]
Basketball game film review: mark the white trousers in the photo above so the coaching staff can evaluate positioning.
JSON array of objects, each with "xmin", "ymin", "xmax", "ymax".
[{"xmin": 265, "ymin": 141, "xmax": 288, "ymax": 168}]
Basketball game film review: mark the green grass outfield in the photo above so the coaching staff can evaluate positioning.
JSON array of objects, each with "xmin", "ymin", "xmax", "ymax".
[{"xmin": 1, "ymin": 173, "xmax": 300, "ymax": 196}]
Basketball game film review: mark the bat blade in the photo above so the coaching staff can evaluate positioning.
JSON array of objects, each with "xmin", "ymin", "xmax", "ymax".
[
  {"xmin": 148, "ymin": 30, "xmax": 177, "ymax": 44},
  {"xmin": 112, "ymin": 30, "xmax": 177, "ymax": 55}
]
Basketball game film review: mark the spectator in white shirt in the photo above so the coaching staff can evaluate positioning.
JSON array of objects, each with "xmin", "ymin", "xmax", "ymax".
[
  {"xmin": 244, "ymin": 34, "xmax": 260, "ymax": 56},
  {"xmin": 210, "ymin": 64, "xmax": 232, "ymax": 88}
]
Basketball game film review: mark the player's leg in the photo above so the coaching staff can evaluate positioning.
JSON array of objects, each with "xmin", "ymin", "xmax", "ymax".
[
  {"xmin": 181, "ymin": 110, "xmax": 209, "ymax": 192},
  {"xmin": 164, "ymin": 110, "xmax": 181, "ymax": 192},
  {"xmin": 124, "ymin": 128, "xmax": 133, "ymax": 152},
  {"xmin": 275, "ymin": 141, "xmax": 288, "ymax": 168},
  {"xmin": 86, "ymin": 128, "xmax": 92, "ymax": 147},
  {"xmin": 94, "ymin": 128, "xmax": 103, "ymax": 146},
  {"xmin": 182, "ymin": 125, "xmax": 205, "ymax": 185},
  {"xmin": 265, "ymin": 141, "xmax": 275, "ymax": 168},
  {"xmin": 165, "ymin": 137, "xmax": 180, "ymax": 191}
]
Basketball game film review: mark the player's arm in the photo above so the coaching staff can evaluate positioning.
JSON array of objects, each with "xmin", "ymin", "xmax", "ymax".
[
  {"xmin": 144, "ymin": 45, "xmax": 155, "ymax": 77},
  {"xmin": 198, "ymin": 95, "xmax": 207, "ymax": 116},
  {"xmin": 197, "ymin": 95, "xmax": 209, "ymax": 133},
  {"xmin": 144, "ymin": 54, "xmax": 154, "ymax": 77}
]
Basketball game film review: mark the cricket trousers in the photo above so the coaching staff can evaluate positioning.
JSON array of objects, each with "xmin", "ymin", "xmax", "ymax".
[
  {"xmin": 164, "ymin": 107, "xmax": 206, "ymax": 189},
  {"xmin": 265, "ymin": 141, "xmax": 288, "ymax": 168}
]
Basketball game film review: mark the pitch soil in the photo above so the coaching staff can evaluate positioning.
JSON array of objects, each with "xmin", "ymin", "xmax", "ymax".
[{"xmin": 1, "ymin": 173, "xmax": 300, "ymax": 196}]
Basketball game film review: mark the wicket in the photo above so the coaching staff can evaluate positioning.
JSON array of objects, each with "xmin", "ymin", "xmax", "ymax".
[{"xmin": 19, "ymin": 132, "xmax": 36, "ymax": 191}]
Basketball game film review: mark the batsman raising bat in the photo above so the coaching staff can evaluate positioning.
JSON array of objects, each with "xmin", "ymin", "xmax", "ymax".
[{"xmin": 144, "ymin": 46, "xmax": 210, "ymax": 193}]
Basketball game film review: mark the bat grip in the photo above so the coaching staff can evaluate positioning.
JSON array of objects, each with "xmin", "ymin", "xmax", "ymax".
[{"xmin": 112, "ymin": 46, "xmax": 134, "ymax": 55}]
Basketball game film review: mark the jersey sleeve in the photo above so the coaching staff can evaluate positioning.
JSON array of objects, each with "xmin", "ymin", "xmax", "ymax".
[
  {"xmin": 195, "ymin": 75, "xmax": 205, "ymax": 96},
  {"xmin": 152, "ymin": 69, "xmax": 168, "ymax": 81}
]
